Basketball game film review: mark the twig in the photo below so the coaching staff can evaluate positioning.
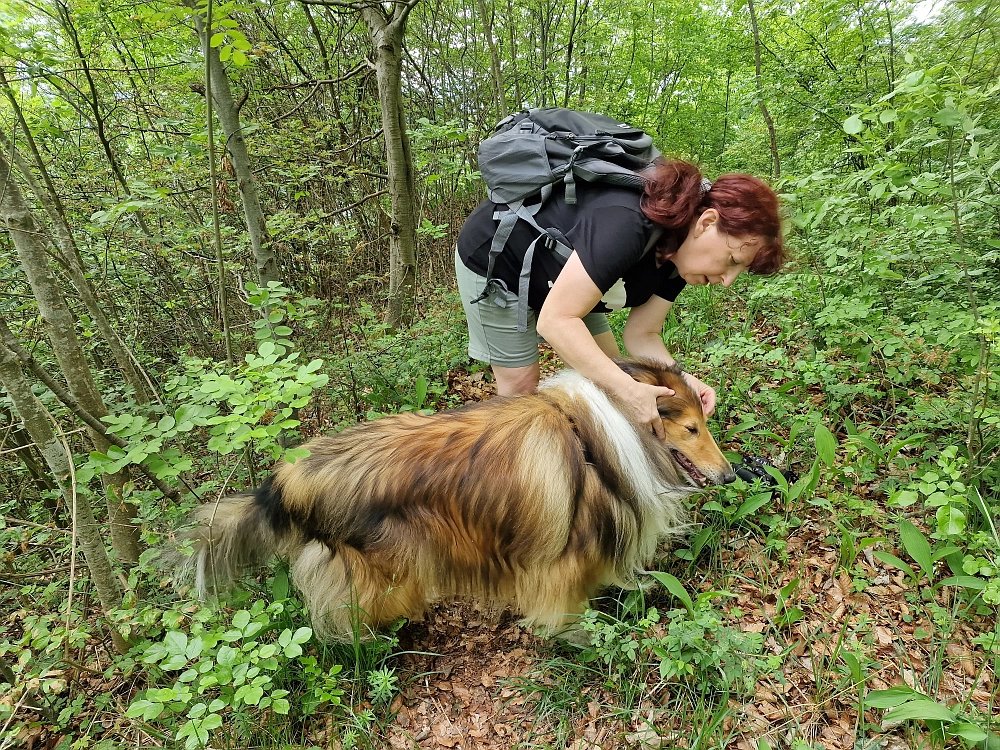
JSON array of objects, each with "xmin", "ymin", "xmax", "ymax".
[
  {"xmin": 0, "ymin": 331, "xmax": 181, "ymax": 500},
  {"xmin": 330, "ymin": 189, "xmax": 388, "ymax": 217},
  {"xmin": 3, "ymin": 516, "xmax": 71, "ymax": 533},
  {"xmin": 0, "ymin": 428, "xmax": 87, "ymax": 457},
  {"xmin": 1, "ymin": 566, "xmax": 72, "ymax": 578},
  {"xmin": 43, "ymin": 403, "xmax": 78, "ymax": 663}
]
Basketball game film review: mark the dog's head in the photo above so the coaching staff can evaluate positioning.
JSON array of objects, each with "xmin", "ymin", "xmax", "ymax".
[{"xmin": 617, "ymin": 359, "xmax": 737, "ymax": 488}]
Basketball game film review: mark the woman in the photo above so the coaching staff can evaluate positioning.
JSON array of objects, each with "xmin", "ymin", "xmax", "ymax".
[{"xmin": 455, "ymin": 159, "xmax": 785, "ymax": 439}]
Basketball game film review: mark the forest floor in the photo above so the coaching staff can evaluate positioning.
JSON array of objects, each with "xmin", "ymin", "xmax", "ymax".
[
  {"xmin": 6, "ymin": 352, "xmax": 997, "ymax": 750},
  {"xmin": 360, "ymin": 360, "xmax": 997, "ymax": 750}
]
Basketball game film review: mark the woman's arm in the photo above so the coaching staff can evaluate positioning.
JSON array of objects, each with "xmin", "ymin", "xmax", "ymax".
[
  {"xmin": 621, "ymin": 295, "xmax": 676, "ymax": 363},
  {"xmin": 622, "ymin": 295, "xmax": 717, "ymax": 415},
  {"xmin": 536, "ymin": 252, "xmax": 674, "ymax": 438}
]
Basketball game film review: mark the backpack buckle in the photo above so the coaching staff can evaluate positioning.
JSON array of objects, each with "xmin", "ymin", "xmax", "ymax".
[{"xmin": 469, "ymin": 278, "xmax": 509, "ymax": 307}]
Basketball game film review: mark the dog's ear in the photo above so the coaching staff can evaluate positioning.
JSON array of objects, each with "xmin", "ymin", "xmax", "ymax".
[
  {"xmin": 616, "ymin": 358, "xmax": 683, "ymax": 385},
  {"xmin": 616, "ymin": 358, "xmax": 656, "ymax": 385}
]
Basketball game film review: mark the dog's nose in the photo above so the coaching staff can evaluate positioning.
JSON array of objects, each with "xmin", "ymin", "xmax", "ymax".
[{"xmin": 721, "ymin": 471, "xmax": 738, "ymax": 485}]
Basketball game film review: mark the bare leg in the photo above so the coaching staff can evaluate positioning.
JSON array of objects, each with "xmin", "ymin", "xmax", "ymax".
[{"xmin": 492, "ymin": 362, "xmax": 540, "ymax": 395}]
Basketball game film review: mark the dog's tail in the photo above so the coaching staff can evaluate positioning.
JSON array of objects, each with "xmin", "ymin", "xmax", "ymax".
[{"xmin": 173, "ymin": 476, "xmax": 291, "ymax": 597}]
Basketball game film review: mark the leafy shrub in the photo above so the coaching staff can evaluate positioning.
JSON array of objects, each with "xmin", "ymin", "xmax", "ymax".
[{"xmin": 126, "ymin": 599, "xmax": 343, "ymax": 749}]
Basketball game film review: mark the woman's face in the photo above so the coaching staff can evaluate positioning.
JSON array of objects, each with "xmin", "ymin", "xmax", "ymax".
[{"xmin": 660, "ymin": 209, "xmax": 760, "ymax": 287}]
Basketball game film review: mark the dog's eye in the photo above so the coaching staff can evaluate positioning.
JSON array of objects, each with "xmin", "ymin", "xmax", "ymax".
[{"xmin": 686, "ymin": 426, "xmax": 699, "ymax": 435}]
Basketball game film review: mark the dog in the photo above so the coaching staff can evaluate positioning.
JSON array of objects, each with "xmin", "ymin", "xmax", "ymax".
[{"xmin": 173, "ymin": 358, "xmax": 736, "ymax": 640}]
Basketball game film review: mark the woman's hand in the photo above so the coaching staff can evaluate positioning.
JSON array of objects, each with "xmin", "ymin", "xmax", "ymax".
[
  {"xmin": 682, "ymin": 372, "xmax": 717, "ymax": 416},
  {"xmin": 621, "ymin": 380, "xmax": 675, "ymax": 439}
]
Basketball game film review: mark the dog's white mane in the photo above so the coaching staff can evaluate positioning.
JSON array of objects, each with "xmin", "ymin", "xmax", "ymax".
[{"xmin": 539, "ymin": 370, "xmax": 694, "ymax": 544}]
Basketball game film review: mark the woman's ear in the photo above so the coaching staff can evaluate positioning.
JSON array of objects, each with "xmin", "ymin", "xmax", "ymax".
[{"xmin": 692, "ymin": 209, "xmax": 719, "ymax": 237}]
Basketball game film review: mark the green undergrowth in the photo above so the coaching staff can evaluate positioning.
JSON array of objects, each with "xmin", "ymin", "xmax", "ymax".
[{"xmin": 4, "ymin": 63, "xmax": 1000, "ymax": 744}]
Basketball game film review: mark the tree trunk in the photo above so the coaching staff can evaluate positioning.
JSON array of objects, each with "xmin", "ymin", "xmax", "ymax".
[
  {"xmin": 474, "ymin": 0, "xmax": 507, "ymax": 118},
  {"xmin": 0, "ymin": 130, "xmax": 153, "ymax": 404},
  {"xmin": 190, "ymin": 5, "xmax": 281, "ymax": 288},
  {"xmin": 0, "ymin": 150, "xmax": 141, "ymax": 564},
  {"xmin": 0, "ymin": 343, "xmax": 130, "ymax": 655},
  {"xmin": 563, "ymin": 0, "xmax": 586, "ymax": 107},
  {"xmin": 360, "ymin": 3, "xmax": 420, "ymax": 332},
  {"xmin": 747, "ymin": 0, "xmax": 780, "ymax": 179},
  {"xmin": 506, "ymin": 0, "xmax": 522, "ymax": 108},
  {"xmin": 722, "ymin": 69, "xmax": 732, "ymax": 153}
]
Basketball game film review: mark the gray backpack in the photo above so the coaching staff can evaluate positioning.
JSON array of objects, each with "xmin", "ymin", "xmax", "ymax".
[{"xmin": 473, "ymin": 108, "xmax": 662, "ymax": 331}]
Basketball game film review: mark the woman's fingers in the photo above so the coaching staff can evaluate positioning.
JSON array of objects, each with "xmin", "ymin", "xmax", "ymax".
[
  {"xmin": 682, "ymin": 372, "xmax": 717, "ymax": 416},
  {"xmin": 622, "ymin": 382, "xmax": 674, "ymax": 439},
  {"xmin": 701, "ymin": 385, "xmax": 717, "ymax": 416}
]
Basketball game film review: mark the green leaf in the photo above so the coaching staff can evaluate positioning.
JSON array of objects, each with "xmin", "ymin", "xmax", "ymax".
[
  {"xmin": 935, "ymin": 505, "xmax": 966, "ymax": 537},
  {"xmin": 126, "ymin": 699, "xmax": 164, "ymax": 720},
  {"xmin": 233, "ymin": 49, "xmax": 247, "ymax": 67},
  {"xmin": 733, "ymin": 493, "xmax": 771, "ymax": 521},
  {"xmin": 878, "ymin": 109, "xmax": 898, "ymax": 124},
  {"xmin": 164, "ymin": 630, "xmax": 188, "ymax": 655},
  {"xmin": 241, "ymin": 686, "xmax": 264, "ymax": 706},
  {"xmin": 841, "ymin": 651, "xmax": 863, "ymax": 683},
  {"xmin": 232, "ymin": 610, "xmax": 251, "ymax": 631},
  {"xmin": 648, "ymin": 571, "xmax": 694, "ymax": 615},
  {"xmin": 202, "ymin": 713, "xmax": 223, "ymax": 731},
  {"xmin": 933, "ymin": 108, "xmax": 963, "ymax": 127},
  {"xmin": 873, "ymin": 551, "xmax": 917, "ymax": 581},
  {"xmin": 883, "ymin": 698, "xmax": 955, "ymax": 722},
  {"xmin": 283, "ymin": 446, "xmax": 311, "ymax": 463},
  {"xmin": 866, "ymin": 686, "xmax": 922, "ymax": 708},
  {"xmin": 217, "ymin": 645, "xmax": 238, "ymax": 667},
  {"xmin": 209, "ymin": 32, "xmax": 225, "ymax": 47},
  {"xmin": 271, "ymin": 565, "xmax": 290, "ymax": 600},
  {"xmin": 948, "ymin": 723, "xmax": 987, "ymax": 742},
  {"xmin": 776, "ymin": 577, "xmax": 799, "ymax": 613},
  {"xmin": 814, "ymin": 423, "xmax": 837, "ymax": 467},
  {"xmin": 142, "ymin": 701, "xmax": 165, "ymax": 721},
  {"xmin": 890, "ymin": 489, "xmax": 919, "ymax": 508},
  {"xmin": 899, "ymin": 520, "xmax": 934, "ymax": 580},
  {"xmin": 937, "ymin": 576, "xmax": 986, "ymax": 590},
  {"xmin": 415, "ymin": 374, "xmax": 428, "ymax": 408},
  {"xmin": 844, "ymin": 114, "xmax": 864, "ymax": 134},
  {"xmin": 724, "ymin": 419, "xmax": 757, "ymax": 441}
]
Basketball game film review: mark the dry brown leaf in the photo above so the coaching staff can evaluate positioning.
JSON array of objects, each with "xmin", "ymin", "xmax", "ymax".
[{"xmin": 945, "ymin": 643, "xmax": 977, "ymax": 677}]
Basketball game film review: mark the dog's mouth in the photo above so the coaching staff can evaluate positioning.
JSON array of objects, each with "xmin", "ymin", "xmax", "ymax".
[{"xmin": 670, "ymin": 449, "xmax": 708, "ymax": 488}]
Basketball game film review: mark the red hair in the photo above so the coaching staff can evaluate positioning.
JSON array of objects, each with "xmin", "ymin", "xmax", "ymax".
[{"xmin": 640, "ymin": 160, "xmax": 785, "ymax": 274}]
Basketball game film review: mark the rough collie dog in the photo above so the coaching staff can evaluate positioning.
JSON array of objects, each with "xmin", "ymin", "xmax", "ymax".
[{"xmin": 174, "ymin": 358, "xmax": 735, "ymax": 640}]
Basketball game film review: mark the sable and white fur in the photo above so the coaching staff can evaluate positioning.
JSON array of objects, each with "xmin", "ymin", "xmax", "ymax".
[{"xmin": 174, "ymin": 359, "xmax": 735, "ymax": 640}]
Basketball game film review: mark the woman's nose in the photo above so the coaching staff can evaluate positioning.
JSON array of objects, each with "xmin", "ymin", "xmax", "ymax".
[{"xmin": 721, "ymin": 269, "xmax": 742, "ymax": 287}]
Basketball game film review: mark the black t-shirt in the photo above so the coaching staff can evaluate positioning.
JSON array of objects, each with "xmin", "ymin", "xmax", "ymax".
[{"xmin": 457, "ymin": 183, "xmax": 686, "ymax": 314}]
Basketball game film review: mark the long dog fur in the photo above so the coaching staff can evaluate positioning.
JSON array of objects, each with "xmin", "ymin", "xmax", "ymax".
[{"xmin": 174, "ymin": 358, "xmax": 735, "ymax": 640}]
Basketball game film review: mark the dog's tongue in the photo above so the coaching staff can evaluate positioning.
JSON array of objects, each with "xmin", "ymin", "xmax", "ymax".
[{"xmin": 672, "ymin": 449, "xmax": 707, "ymax": 487}]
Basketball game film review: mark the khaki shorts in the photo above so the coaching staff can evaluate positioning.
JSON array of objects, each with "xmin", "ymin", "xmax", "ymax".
[{"xmin": 455, "ymin": 250, "xmax": 610, "ymax": 367}]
